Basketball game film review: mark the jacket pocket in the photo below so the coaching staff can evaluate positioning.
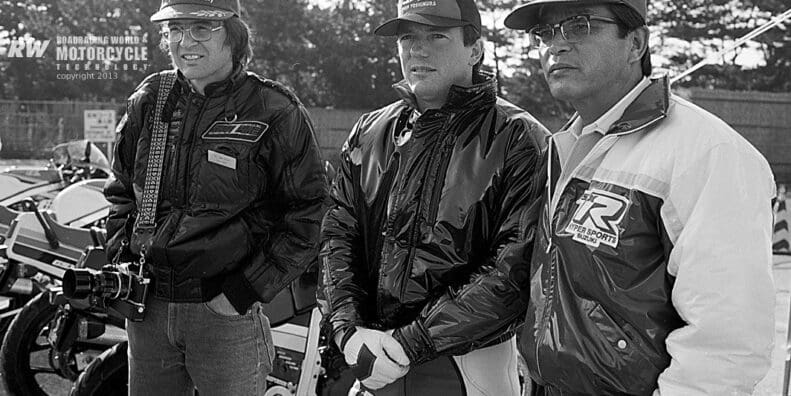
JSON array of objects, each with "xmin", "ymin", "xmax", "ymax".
[
  {"xmin": 586, "ymin": 303, "xmax": 664, "ymax": 394},
  {"xmin": 193, "ymin": 141, "xmax": 256, "ymax": 205}
]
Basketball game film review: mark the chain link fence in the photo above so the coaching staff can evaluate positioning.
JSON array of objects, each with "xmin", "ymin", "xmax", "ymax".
[{"xmin": 0, "ymin": 100, "xmax": 361, "ymax": 166}]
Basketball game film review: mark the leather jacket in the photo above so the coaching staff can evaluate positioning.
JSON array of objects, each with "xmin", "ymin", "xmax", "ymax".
[
  {"xmin": 104, "ymin": 69, "xmax": 327, "ymax": 314},
  {"xmin": 319, "ymin": 72, "xmax": 549, "ymax": 365}
]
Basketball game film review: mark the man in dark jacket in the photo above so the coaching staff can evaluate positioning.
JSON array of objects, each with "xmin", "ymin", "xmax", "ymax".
[
  {"xmin": 318, "ymin": 0, "xmax": 548, "ymax": 394},
  {"xmin": 505, "ymin": 0, "xmax": 776, "ymax": 394},
  {"xmin": 103, "ymin": 0, "xmax": 327, "ymax": 394}
]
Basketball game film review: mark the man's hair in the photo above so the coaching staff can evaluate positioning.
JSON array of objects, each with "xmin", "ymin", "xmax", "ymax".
[
  {"xmin": 159, "ymin": 16, "xmax": 253, "ymax": 70},
  {"xmin": 609, "ymin": 4, "xmax": 651, "ymax": 76},
  {"xmin": 224, "ymin": 16, "xmax": 253, "ymax": 69},
  {"xmin": 462, "ymin": 25, "xmax": 484, "ymax": 76}
]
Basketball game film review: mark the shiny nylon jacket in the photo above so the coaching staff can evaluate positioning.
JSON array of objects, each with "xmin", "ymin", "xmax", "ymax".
[
  {"xmin": 104, "ymin": 70, "xmax": 327, "ymax": 314},
  {"xmin": 520, "ymin": 77, "xmax": 776, "ymax": 395},
  {"xmin": 319, "ymin": 74, "xmax": 548, "ymax": 365}
]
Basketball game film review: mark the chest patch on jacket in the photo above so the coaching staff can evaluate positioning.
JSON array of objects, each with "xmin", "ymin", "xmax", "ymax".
[
  {"xmin": 201, "ymin": 121, "xmax": 269, "ymax": 143},
  {"xmin": 564, "ymin": 188, "xmax": 630, "ymax": 248}
]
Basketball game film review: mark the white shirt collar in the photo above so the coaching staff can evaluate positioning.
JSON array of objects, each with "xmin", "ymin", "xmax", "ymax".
[{"xmin": 568, "ymin": 77, "xmax": 651, "ymax": 138}]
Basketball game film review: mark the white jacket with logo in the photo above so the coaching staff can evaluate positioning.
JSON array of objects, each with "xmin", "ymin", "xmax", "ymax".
[{"xmin": 518, "ymin": 76, "xmax": 776, "ymax": 395}]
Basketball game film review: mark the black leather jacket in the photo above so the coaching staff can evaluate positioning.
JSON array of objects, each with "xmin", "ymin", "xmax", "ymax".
[
  {"xmin": 105, "ymin": 69, "xmax": 327, "ymax": 314},
  {"xmin": 319, "ymin": 73, "xmax": 548, "ymax": 365}
]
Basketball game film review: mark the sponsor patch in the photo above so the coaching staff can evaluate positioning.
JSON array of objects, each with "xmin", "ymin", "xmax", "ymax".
[
  {"xmin": 201, "ymin": 121, "xmax": 269, "ymax": 143},
  {"xmin": 207, "ymin": 150, "xmax": 236, "ymax": 170},
  {"xmin": 564, "ymin": 188, "xmax": 630, "ymax": 248}
]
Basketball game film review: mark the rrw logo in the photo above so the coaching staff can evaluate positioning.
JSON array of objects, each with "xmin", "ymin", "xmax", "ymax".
[
  {"xmin": 4, "ymin": 38, "xmax": 50, "ymax": 58},
  {"xmin": 565, "ymin": 188, "xmax": 630, "ymax": 248}
]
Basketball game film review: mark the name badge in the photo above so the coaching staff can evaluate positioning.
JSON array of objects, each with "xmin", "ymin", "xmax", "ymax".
[{"xmin": 207, "ymin": 150, "xmax": 237, "ymax": 170}]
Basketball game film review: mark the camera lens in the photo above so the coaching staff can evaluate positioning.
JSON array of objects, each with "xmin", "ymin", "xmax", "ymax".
[{"xmin": 63, "ymin": 269, "xmax": 95, "ymax": 299}]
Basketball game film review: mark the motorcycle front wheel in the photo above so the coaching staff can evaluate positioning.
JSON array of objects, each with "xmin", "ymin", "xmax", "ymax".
[
  {"xmin": 69, "ymin": 341, "xmax": 127, "ymax": 396},
  {"xmin": 0, "ymin": 292, "xmax": 71, "ymax": 396}
]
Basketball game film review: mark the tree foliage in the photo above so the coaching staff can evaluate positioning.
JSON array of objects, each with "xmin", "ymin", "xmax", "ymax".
[
  {"xmin": 649, "ymin": 0, "xmax": 790, "ymax": 91},
  {"xmin": 0, "ymin": 0, "xmax": 787, "ymax": 110},
  {"xmin": 0, "ymin": 0, "xmax": 170, "ymax": 101}
]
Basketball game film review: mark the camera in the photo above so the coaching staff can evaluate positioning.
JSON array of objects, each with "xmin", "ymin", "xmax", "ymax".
[{"xmin": 63, "ymin": 260, "xmax": 151, "ymax": 322}]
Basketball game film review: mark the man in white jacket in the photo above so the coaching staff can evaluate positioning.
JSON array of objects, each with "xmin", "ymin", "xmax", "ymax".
[{"xmin": 505, "ymin": 0, "xmax": 776, "ymax": 394}]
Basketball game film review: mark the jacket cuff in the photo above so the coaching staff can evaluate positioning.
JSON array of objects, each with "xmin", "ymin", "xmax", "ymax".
[
  {"xmin": 392, "ymin": 320, "xmax": 436, "ymax": 366},
  {"xmin": 221, "ymin": 272, "xmax": 261, "ymax": 315},
  {"xmin": 337, "ymin": 326, "xmax": 357, "ymax": 350}
]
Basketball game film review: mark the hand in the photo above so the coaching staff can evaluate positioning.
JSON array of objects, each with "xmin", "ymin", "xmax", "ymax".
[
  {"xmin": 206, "ymin": 293, "xmax": 239, "ymax": 316},
  {"xmin": 341, "ymin": 327, "xmax": 410, "ymax": 390}
]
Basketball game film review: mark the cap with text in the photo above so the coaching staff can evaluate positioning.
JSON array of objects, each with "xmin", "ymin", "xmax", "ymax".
[
  {"xmin": 150, "ymin": 0, "xmax": 241, "ymax": 22},
  {"xmin": 374, "ymin": 0, "xmax": 482, "ymax": 36},
  {"xmin": 504, "ymin": 0, "xmax": 646, "ymax": 30}
]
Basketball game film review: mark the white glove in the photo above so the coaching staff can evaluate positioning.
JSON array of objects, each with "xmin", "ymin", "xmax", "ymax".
[{"xmin": 339, "ymin": 327, "xmax": 410, "ymax": 390}]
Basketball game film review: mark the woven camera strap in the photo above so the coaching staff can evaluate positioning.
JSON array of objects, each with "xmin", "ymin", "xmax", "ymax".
[{"xmin": 131, "ymin": 71, "xmax": 177, "ymax": 264}]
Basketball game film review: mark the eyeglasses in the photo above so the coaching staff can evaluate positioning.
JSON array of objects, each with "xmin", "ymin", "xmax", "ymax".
[
  {"xmin": 528, "ymin": 15, "xmax": 619, "ymax": 47},
  {"xmin": 162, "ymin": 24, "xmax": 223, "ymax": 44}
]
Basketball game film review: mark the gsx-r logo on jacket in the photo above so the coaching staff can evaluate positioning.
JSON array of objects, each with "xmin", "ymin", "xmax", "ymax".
[{"xmin": 565, "ymin": 188, "xmax": 630, "ymax": 248}]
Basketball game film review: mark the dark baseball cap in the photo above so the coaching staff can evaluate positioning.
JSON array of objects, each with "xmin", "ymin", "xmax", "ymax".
[
  {"xmin": 150, "ymin": 0, "xmax": 241, "ymax": 22},
  {"xmin": 504, "ymin": 0, "xmax": 646, "ymax": 30},
  {"xmin": 374, "ymin": 0, "xmax": 482, "ymax": 36}
]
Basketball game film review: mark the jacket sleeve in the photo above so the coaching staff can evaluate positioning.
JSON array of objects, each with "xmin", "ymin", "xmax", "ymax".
[
  {"xmin": 317, "ymin": 118, "xmax": 369, "ymax": 344},
  {"xmin": 654, "ymin": 142, "xmax": 776, "ymax": 395},
  {"xmin": 393, "ymin": 118, "xmax": 548, "ymax": 365},
  {"xmin": 103, "ymin": 110, "xmax": 137, "ymax": 262},
  {"xmin": 222, "ymin": 104, "xmax": 328, "ymax": 314}
]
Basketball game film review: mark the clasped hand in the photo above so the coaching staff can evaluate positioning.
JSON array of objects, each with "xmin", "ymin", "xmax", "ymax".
[{"xmin": 340, "ymin": 327, "xmax": 410, "ymax": 390}]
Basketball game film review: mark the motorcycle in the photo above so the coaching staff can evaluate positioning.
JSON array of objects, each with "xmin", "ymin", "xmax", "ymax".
[
  {"xmin": 0, "ymin": 207, "xmax": 115, "ymax": 396},
  {"xmin": 0, "ymin": 140, "xmax": 110, "ymax": 212},
  {"xmin": 0, "ymin": 139, "xmax": 111, "ymax": 341}
]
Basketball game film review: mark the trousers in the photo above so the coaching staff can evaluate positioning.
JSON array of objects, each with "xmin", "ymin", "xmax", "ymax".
[{"xmin": 126, "ymin": 296, "xmax": 275, "ymax": 396}]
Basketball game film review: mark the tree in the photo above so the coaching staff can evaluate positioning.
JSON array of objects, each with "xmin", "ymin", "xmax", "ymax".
[
  {"xmin": 650, "ymin": 0, "xmax": 791, "ymax": 91},
  {"xmin": 478, "ymin": 0, "xmax": 520, "ymax": 95},
  {"xmin": 0, "ymin": 0, "xmax": 169, "ymax": 101}
]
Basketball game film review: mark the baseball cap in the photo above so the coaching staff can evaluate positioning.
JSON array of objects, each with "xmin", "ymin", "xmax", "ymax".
[
  {"xmin": 150, "ymin": 0, "xmax": 241, "ymax": 22},
  {"xmin": 374, "ymin": 0, "xmax": 482, "ymax": 36},
  {"xmin": 504, "ymin": 0, "xmax": 646, "ymax": 30}
]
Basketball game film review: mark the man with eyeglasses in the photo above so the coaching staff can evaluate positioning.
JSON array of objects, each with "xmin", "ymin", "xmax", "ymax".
[
  {"xmin": 503, "ymin": 0, "xmax": 776, "ymax": 395},
  {"xmin": 318, "ymin": 0, "xmax": 549, "ymax": 394},
  {"xmin": 104, "ymin": 0, "xmax": 327, "ymax": 394}
]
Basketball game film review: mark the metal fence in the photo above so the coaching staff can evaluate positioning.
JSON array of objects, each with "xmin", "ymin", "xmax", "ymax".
[
  {"xmin": 3, "ymin": 91, "xmax": 790, "ymax": 183},
  {"xmin": 0, "ymin": 100, "xmax": 361, "ymax": 165},
  {"xmin": 0, "ymin": 100, "xmax": 124, "ymax": 159}
]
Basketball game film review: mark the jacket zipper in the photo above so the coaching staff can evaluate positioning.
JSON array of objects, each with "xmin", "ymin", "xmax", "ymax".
[
  {"xmin": 535, "ymin": 116, "xmax": 665, "ymax": 380},
  {"xmin": 422, "ymin": 128, "xmax": 455, "ymax": 238},
  {"xmin": 168, "ymin": 92, "xmax": 205, "ymax": 298},
  {"xmin": 181, "ymin": 95, "xmax": 208, "ymax": 211},
  {"xmin": 398, "ymin": 113, "xmax": 454, "ymax": 298}
]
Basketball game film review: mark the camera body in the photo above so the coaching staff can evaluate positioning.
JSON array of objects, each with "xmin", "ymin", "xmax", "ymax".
[{"xmin": 63, "ymin": 252, "xmax": 150, "ymax": 322}]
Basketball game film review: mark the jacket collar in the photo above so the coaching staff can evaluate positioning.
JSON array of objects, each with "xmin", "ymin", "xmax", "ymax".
[
  {"xmin": 392, "ymin": 70, "xmax": 498, "ymax": 112},
  {"xmin": 559, "ymin": 74, "xmax": 670, "ymax": 135},
  {"xmin": 176, "ymin": 66, "xmax": 246, "ymax": 98}
]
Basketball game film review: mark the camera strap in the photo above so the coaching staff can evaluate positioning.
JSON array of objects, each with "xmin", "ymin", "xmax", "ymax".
[{"xmin": 131, "ymin": 70, "xmax": 177, "ymax": 260}]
